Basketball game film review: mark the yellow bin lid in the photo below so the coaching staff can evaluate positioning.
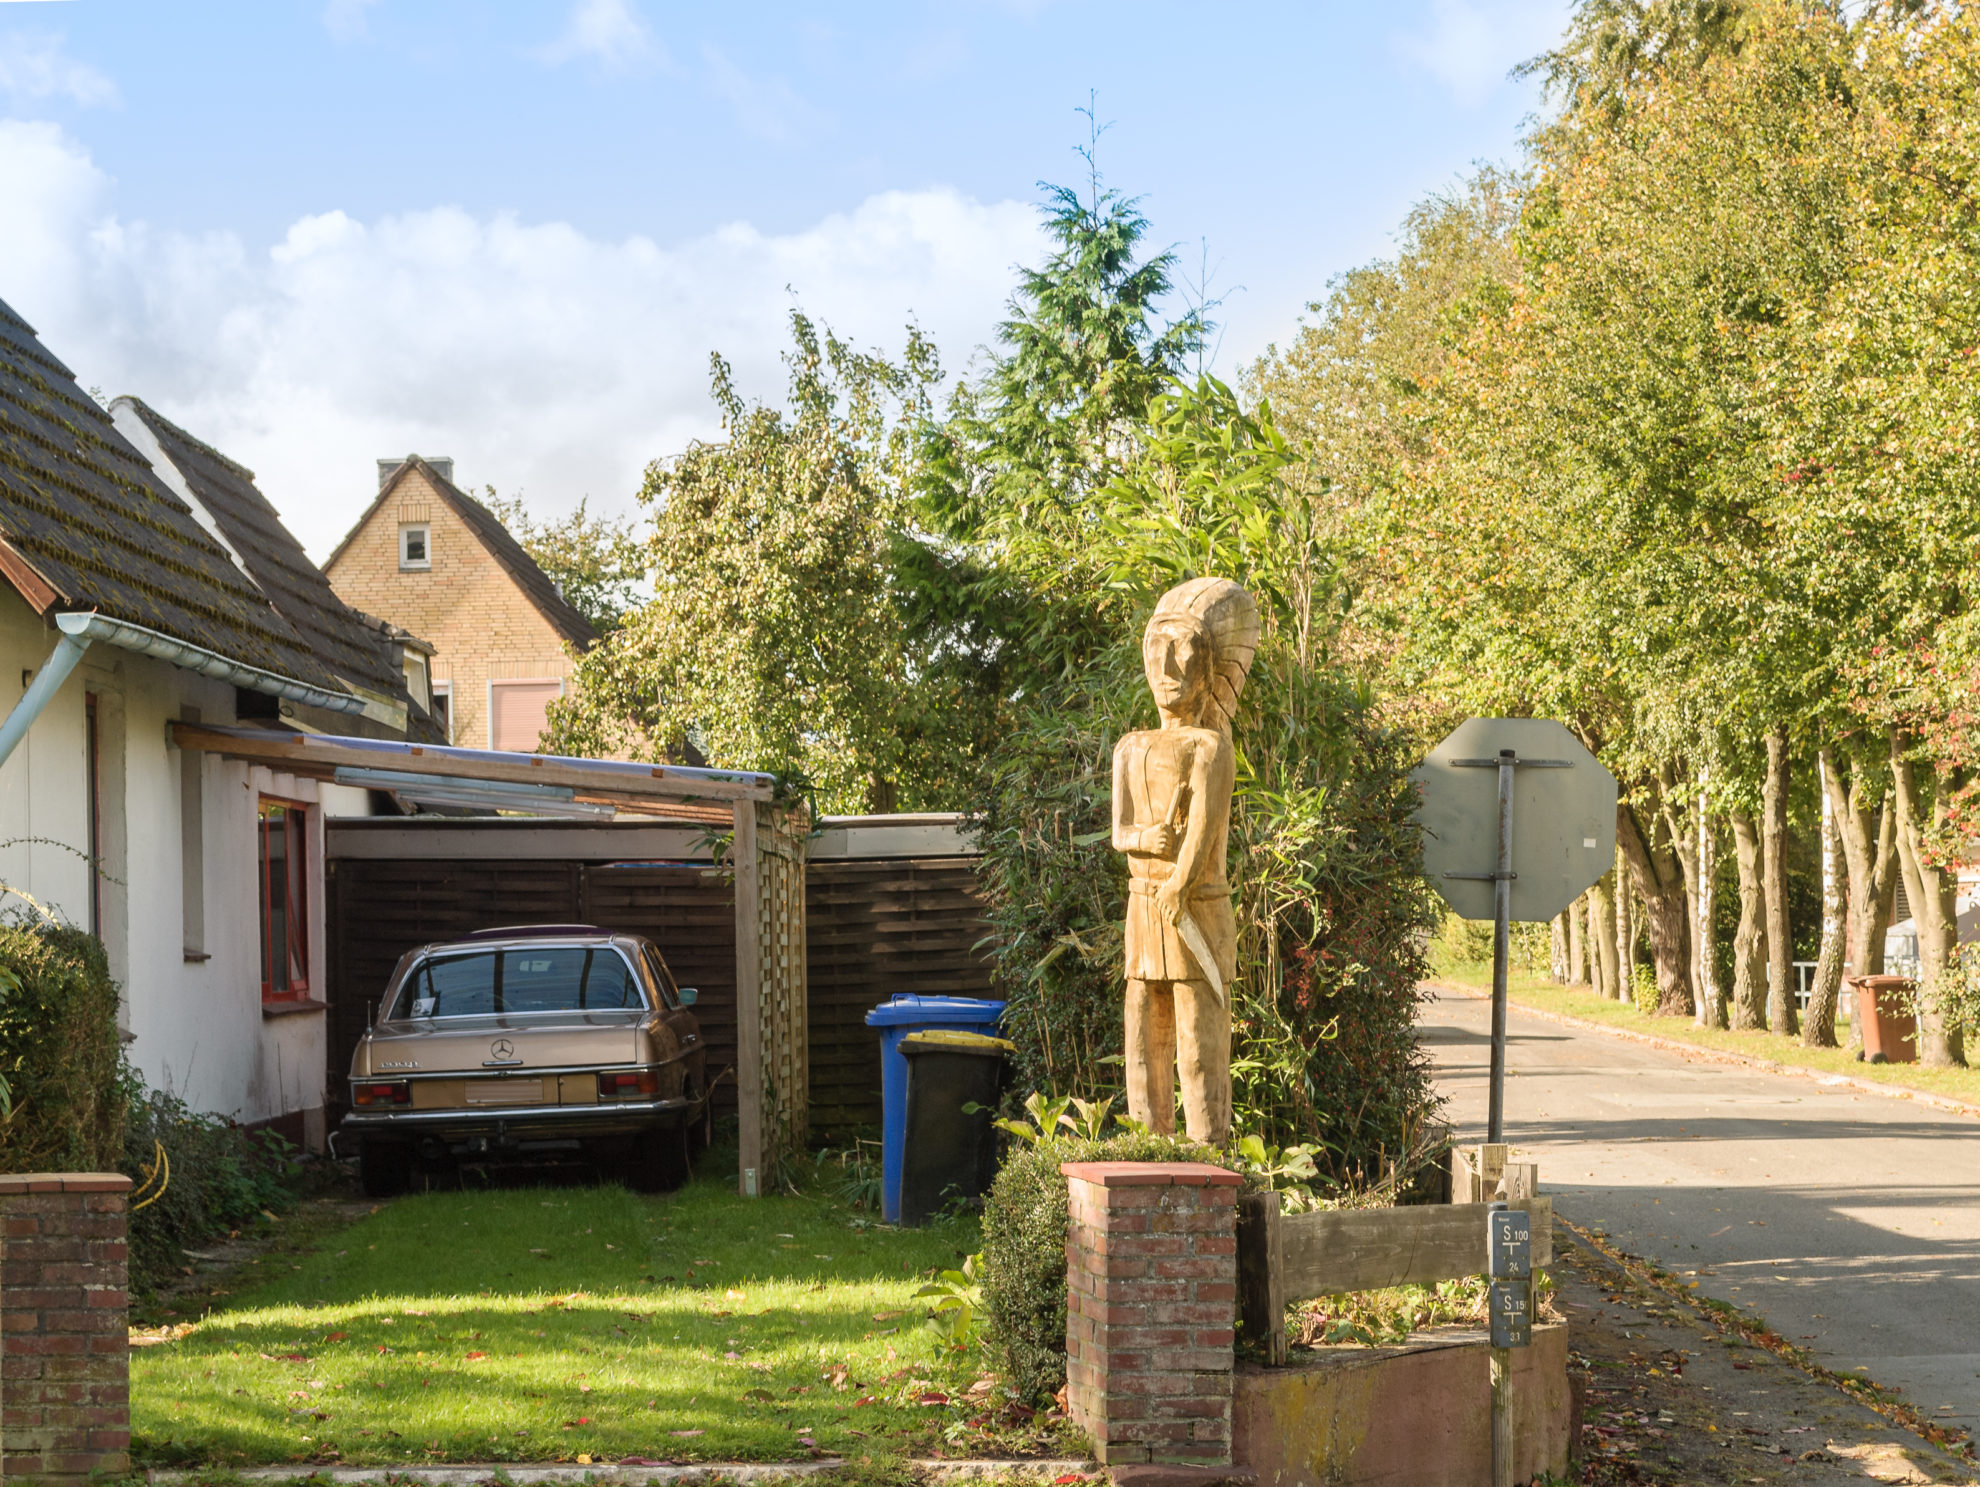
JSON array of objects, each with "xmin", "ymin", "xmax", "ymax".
[{"xmin": 899, "ymin": 1029, "xmax": 1015, "ymax": 1056}]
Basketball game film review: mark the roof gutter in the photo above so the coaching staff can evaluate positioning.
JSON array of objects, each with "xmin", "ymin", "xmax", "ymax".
[{"xmin": 0, "ymin": 611, "xmax": 365, "ymax": 770}]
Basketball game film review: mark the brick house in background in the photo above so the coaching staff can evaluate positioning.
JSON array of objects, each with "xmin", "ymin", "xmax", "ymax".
[{"xmin": 324, "ymin": 455, "xmax": 597, "ymax": 751}]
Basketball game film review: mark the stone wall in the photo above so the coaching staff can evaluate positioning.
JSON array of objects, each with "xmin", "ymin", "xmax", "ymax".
[
  {"xmin": 0, "ymin": 1173, "xmax": 131, "ymax": 1481},
  {"xmin": 1061, "ymin": 1160, "xmax": 1240, "ymax": 1466}
]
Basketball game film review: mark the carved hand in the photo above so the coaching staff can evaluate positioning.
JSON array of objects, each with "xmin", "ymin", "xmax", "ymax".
[
  {"xmin": 1140, "ymin": 824, "xmax": 1178, "ymax": 857},
  {"xmin": 1154, "ymin": 878, "xmax": 1186, "ymax": 927}
]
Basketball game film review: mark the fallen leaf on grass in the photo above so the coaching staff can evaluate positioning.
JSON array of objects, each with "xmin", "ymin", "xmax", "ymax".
[
  {"xmin": 670, "ymin": 1429, "xmax": 704, "ymax": 1438},
  {"xmin": 725, "ymin": 1288, "xmax": 746, "ymax": 1299},
  {"xmin": 465, "ymin": 1351, "xmax": 487, "ymax": 1361},
  {"xmin": 872, "ymin": 1310, "xmax": 904, "ymax": 1321},
  {"xmin": 323, "ymin": 1332, "xmax": 348, "ymax": 1342},
  {"xmin": 917, "ymin": 1392, "xmax": 951, "ymax": 1406},
  {"xmin": 561, "ymin": 1418, "xmax": 590, "ymax": 1428},
  {"xmin": 577, "ymin": 1454, "xmax": 594, "ymax": 1465}
]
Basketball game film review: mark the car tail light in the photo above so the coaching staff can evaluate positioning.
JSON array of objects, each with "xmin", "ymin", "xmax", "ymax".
[
  {"xmin": 597, "ymin": 1069, "xmax": 660, "ymax": 1099},
  {"xmin": 354, "ymin": 1081, "xmax": 411, "ymax": 1107}
]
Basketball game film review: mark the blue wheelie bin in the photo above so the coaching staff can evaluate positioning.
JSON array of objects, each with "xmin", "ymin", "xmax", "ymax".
[{"xmin": 865, "ymin": 994, "xmax": 1006, "ymax": 1222}]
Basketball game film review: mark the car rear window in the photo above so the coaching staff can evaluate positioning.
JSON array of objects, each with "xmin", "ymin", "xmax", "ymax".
[{"xmin": 393, "ymin": 947, "xmax": 645, "ymax": 1018}]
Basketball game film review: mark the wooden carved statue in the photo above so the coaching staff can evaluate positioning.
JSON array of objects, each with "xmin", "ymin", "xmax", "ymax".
[{"xmin": 1112, "ymin": 577, "xmax": 1260, "ymax": 1145}]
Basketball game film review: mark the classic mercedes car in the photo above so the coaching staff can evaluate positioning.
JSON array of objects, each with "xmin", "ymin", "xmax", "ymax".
[{"xmin": 340, "ymin": 925, "xmax": 708, "ymax": 1196}]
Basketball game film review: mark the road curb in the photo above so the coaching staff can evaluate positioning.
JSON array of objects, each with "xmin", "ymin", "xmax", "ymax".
[
  {"xmin": 145, "ymin": 1460, "xmax": 1097, "ymax": 1485},
  {"xmin": 1426, "ymin": 981, "xmax": 1980, "ymax": 1123}
]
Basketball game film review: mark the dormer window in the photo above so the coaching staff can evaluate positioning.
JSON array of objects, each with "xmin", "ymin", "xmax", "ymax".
[{"xmin": 400, "ymin": 523, "xmax": 431, "ymax": 570}]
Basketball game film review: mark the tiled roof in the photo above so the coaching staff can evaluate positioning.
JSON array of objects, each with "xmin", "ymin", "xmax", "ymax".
[
  {"xmin": 113, "ymin": 396, "xmax": 407, "ymax": 702},
  {"xmin": 0, "ymin": 296, "xmax": 342, "ymax": 692},
  {"xmin": 331, "ymin": 455, "xmax": 599, "ymax": 652}
]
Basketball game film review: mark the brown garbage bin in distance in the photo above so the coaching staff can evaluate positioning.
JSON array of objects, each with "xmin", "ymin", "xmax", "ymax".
[{"xmin": 1847, "ymin": 975, "xmax": 1918, "ymax": 1064}]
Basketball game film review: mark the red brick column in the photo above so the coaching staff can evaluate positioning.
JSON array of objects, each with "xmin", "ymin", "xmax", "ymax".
[
  {"xmin": 0, "ymin": 1174, "xmax": 132, "ymax": 1481},
  {"xmin": 1062, "ymin": 1161, "xmax": 1240, "ymax": 1466}
]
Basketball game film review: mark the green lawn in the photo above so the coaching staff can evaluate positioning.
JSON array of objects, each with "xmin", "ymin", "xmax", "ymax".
[
  {"xmin": 1431, "ymin": 961, "xmax": 1980, "ymax": 1108},
  {"xmin": 130, "ymin": 1161, "xmax": 1027, "ymax": 1470}
]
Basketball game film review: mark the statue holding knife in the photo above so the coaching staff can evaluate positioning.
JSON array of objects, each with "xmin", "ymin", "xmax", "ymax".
[{"xmin": 1112, "ymin": 577, "xmax": 1259, "ymax": 1146}]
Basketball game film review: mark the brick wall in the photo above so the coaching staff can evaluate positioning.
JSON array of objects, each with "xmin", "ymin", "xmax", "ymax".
[
  {"xmin": 325, "ymin": 465, "xmax": 577, "ymax": 750},
  {"xmin": 1062, "ymin": 1160, "xmax": 1240, "ymax": 1466},
  {"xmin": 0, "ymin": 1174, "xmax": 131, "ymax": 1480}
]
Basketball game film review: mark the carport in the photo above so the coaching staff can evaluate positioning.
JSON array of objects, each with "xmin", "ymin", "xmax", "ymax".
[{"xmin": 172, "ymin": 722, "xmax": 808, "ymax": 1193}]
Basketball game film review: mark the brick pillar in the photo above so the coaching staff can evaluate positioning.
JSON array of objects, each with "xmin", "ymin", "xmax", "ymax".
[
  {"xmin": 1062, "ymin": 1161, "xmax": 1240, "ymax": 1466},
  {"xmin": 0, "ymin": 1174, "xmax": 132, "ymax": 1481}
]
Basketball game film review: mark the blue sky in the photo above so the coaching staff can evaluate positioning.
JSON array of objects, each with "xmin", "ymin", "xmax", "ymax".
[{"xmin": 0, "ymin": 0, "xmax": 1570, "ymax": 555}]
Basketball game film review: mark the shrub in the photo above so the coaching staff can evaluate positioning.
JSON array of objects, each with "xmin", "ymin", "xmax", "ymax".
[
  {"xmin": 978, "ymin": 1131, "xmax": 1237, "ymax": 1403},
  {"xmin": 122, "ymin": 1084, "xmax": 301, "ymax": 1300},
  {"xmin": 0, "ymin": 924, "xmax": 124, "ymax": 1171}
]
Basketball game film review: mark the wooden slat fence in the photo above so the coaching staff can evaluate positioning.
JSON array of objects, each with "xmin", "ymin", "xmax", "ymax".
[
  {"xmin": 1237, "ymin": 1192, "xmax": 1554, "ymax": 1365},
  {"xmin": 804, "ymin": 857, "xmax": 997, "ymax": 1140}
]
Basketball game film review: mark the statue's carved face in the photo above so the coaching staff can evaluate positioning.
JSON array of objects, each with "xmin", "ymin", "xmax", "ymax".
[{"xmin": 1143, "ymin": 616, "xmax": 1212, "ymax": 720}]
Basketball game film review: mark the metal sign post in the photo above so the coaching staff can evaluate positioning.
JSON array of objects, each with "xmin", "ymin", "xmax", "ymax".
[{"xmin": 1415, "ymin": 720, "xmax": 1617, "ymax": 1487}]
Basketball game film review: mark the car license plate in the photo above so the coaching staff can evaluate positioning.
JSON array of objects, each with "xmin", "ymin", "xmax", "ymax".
[{"xmin": 466, "ymin": 1079, "xmax": 543, "ymax": 1106}]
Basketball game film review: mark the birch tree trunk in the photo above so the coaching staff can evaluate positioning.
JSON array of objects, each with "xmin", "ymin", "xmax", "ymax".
[
  {"xmin": 1550, "ymin": 913, "xmax": 1570, "ymax": 983},
  {"xmin": 1567, "ymin": 895, "xmax": 1588, "ymax": 986},
  {"xmin": 1619, "ymin": 785, "xmax": 1694, "ymax": 1017},
  {"xmin": 1801, "ymin": 755, "xmax": 1846, "ymax": 1047},
  {"xmin": 1730, "ymin": 808, "xmax": 1768, "ymax": 1030},
  {"xmin": 1695, "ymin": 801, "xmax": 1726, "ymax": 1027},
  {"xmin": 1763, "ymin": 726, "xmax": 1797, "ymax": 1035},
  {"xmin": 1616, "ymin": 849, "xmax": 1634, "ymax": 1002},
  {"xmin": 1890, "ymin": 732, "xmax": 1967, "ymax": 1068}
]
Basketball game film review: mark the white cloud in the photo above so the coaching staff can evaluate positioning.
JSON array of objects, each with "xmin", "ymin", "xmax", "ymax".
[
  {"xmin": 701, "ymin": 44, "xmax": 820, "ymax": 145},
  {"xmin": 321, "ymin": 0, "xmax": 382, "ymax": 44},
  {"xmin": 1393, "ymin": 0, "xmax": 1570, "ymax": 106},
  {"xmin": 0, "ymin": 119, "xmax": 1042, "ymax": 559},
  {"xmin": 538, "ymin": 0, "xmax": 658, "ymax": 70},
  {"xmin": 0, "ymin": 29, "xmax": 116, "ymax": 106}
]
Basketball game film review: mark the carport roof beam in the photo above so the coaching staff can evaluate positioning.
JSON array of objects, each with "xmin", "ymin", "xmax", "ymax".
[{"xmin": 170, "ymin": 721, "xmax": 779, "ymax": 804}]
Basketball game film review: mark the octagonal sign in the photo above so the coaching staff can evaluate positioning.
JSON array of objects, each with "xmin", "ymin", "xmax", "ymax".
[{"xmin": 1413, "ymin": 718, "xmax": 1618, "ymax": 923}]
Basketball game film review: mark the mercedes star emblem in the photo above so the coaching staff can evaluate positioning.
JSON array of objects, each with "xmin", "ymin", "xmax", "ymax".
[{"xmin": 490, "ymin": 1038, "xmax": 515, "ymax": 1061}]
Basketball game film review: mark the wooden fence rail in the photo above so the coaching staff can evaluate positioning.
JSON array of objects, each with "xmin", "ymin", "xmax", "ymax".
[{"xmin": 1236, "ymin": 1192, "xmax": 1554, "ymax": 1365}]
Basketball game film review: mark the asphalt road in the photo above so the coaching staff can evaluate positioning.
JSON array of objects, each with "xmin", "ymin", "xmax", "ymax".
[{"xmin": 1423, "ymin": 986, "xmax": 1980, "ymax": 1440}]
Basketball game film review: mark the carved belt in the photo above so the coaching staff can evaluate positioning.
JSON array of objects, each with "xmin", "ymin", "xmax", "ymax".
[{"xmin": 1128, "ymin": 879, "xmax": 1230, "ymax": 900}]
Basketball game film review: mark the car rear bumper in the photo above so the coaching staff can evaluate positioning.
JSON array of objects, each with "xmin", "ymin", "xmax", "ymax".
[{"xmin": 341, "ymin": 1096, "xmax": 695, "ymax": 1145}]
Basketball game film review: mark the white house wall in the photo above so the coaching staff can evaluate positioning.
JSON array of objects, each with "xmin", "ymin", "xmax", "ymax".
[{"xmin": 1, "ymin": 591, "xmax": 333, "ymax": 1147}]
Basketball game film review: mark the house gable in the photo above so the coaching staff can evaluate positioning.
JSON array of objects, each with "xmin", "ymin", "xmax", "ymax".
[{"xmin": 325, "ymin": 457, "xmax": 598, "ymax": 749}]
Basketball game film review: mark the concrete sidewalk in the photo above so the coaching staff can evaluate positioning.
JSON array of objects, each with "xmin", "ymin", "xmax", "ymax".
[{"xmin": 1424, "ymin": 986, "xmax": 1980, "ymax": 1442}]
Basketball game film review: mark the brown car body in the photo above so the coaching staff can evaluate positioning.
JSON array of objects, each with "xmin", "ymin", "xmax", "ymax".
[{"xmin": 340, "ymin": 926, "xmax": 708, "ymax": 1194}]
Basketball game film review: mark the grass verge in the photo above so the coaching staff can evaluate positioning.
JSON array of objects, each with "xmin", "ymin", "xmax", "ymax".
[
  {"xmin": 1431, "ymin": 959, "xmax": 1980, "ymax": 1109},
  {"xmin": 131, "ymin": 1158, "xmax": 1073, "ymax": 1471}
]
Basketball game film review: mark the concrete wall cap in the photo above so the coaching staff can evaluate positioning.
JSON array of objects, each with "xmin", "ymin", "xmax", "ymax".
[
  {"xmin": 0, "ymin": 1174, "xmax": 134, "ymax": 1195},
  {"xmin": 1061, "ymin": 1162, "xmax": 1242, "ymax": 1189}
]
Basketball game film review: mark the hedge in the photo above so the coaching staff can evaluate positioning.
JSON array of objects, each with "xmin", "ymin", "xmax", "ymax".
[{"xmin": 0, "ymin": 923, "xmax": 124, "ymax": 1171}]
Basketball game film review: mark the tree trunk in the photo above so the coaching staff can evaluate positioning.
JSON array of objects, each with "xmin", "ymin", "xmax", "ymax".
[
  {"xmin": 1763, "ymin": 726, "xmax": 1797, "ymax": 1035},
  {"xmin": 1695, "ymin": 800, "xmax": 1726, "ymax": 1028},
  {"xmin": 1550, "ymin": 913, "xmax": 1569, "ymax": 983},
  {"xmin": 1730, "ymin": 808, "xmax": 1767, "ymax": 1030},
  {"xmin": 1590, "ymin": 870, "xmax": 1621, "ymax": 1001},
  {"xmin": 1618, "ymin": 785, "xmax": 1693, "ymax": 1017},
  {"xmin": 1567, "ymin": 895, "xmax": 1588, "ymax": 986},
  {"xmin": 1889, "ymin": 732, "xmax": 1967, "ymax": 1068},
  {"xmin": 1822, "ymin": 742, "xmax": 1898, "ymax": 982},
  {"xmin": 1616, "ymin": 849, "xmax": 1634, "ymax": 1002},
  {"xmin": 1660, "ymin": 771, "xmax": 1705, "ymax": 1019},
  {"xmin": 1803, "ymin": 756, "xmax": 1847, "ymax": 1048}
]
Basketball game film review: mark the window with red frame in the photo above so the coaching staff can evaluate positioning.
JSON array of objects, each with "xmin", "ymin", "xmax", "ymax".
[{"xmin": 258, "ymin": 800, "xmax": 309, "ymax": 998}]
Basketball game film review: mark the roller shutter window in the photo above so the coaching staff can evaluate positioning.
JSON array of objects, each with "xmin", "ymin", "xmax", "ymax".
[{"xmin": 489, "ymin": 679, "xmax": 564, "ymax": 753}]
